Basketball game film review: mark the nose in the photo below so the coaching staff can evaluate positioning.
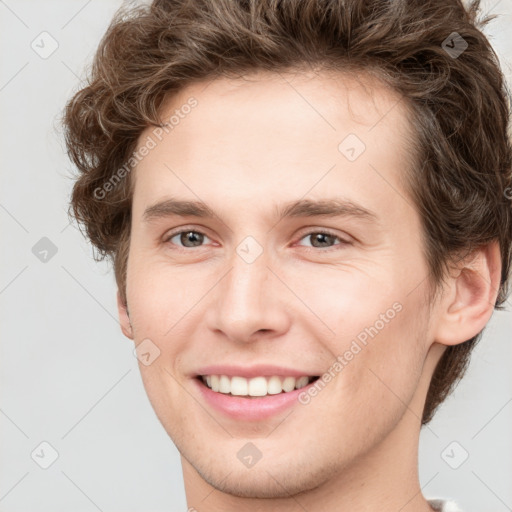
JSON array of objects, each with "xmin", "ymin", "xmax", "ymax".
[{"xmin": 205, "ymin": 248, "xmax": 292, "ymax": 344}]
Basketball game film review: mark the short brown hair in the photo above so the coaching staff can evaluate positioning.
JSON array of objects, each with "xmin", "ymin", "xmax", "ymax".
[{"xmin": 62, "ymin": 0, "xmax": 512, "ymax": 424}]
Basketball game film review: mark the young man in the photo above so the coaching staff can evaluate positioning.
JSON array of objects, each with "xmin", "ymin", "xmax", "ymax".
[{"xmin": 62, "ymin": 0, "xmax": 511, "ymax": 510}]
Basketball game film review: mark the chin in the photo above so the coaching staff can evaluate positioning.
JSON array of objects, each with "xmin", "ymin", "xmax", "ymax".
[{"xmin": 184, "ymin": 447, "xmax": 340, "ymax": 500}]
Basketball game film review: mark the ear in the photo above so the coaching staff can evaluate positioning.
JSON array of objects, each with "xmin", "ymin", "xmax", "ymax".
[
  {"xmin": 117, "ymin": 290, "xmax": 134, "ymax": 340},
  {"xmin": 434, "ymin": 241, "xmax": 501, "ymax": 346}
]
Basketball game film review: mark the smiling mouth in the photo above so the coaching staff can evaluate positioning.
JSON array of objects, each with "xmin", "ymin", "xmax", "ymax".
[{"xmin": 195, "ymin": 375, "xmax": 320, "ymax": 398}]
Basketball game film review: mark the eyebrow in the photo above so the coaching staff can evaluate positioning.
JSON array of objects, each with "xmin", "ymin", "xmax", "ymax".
[{"xmin": 142, "ymin": 197, "xmax": 378, "ymax": 224}]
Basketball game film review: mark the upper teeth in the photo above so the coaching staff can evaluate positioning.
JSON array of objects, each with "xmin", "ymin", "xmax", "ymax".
[{"xmin": 202, "ymin": 375, "xmax": 313, "ymax": 396}]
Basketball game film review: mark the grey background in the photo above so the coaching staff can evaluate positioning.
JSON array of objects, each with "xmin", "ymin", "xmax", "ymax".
[{"xmin": 0, "ymin": 1, "xmax": 510, "ymax": 511}]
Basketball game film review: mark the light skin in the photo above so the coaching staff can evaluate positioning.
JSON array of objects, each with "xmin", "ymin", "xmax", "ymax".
[{"xmin": 116, "ymin": 69, "xmax": 501, "ymax": 512}]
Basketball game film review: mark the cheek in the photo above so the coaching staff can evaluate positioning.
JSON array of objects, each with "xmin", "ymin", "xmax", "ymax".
[
  {"xmin": 126, "ymin": 259, "xmax": 207, "ymax": 337},
  {"xmin": 305, "ymin": 265, "xmax": 428, "ymax": 406},
  {"xmin": 334, "ymin": 297, "xmax": 428, "ymax": 422},
  {"xmin": 135, "ymin": 363, "xmax": 184, "ymax": 435},
  {"xmin": 281, "ymin": 264, "xmax": 398, "ymax": 341}
]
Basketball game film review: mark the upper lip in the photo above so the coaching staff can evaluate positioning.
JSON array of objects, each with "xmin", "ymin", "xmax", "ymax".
[{"xmin": 193, "ymin": 364, "xmax": 320, "ymax": 378}]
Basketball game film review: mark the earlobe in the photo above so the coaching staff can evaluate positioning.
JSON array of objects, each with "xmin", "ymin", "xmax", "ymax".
[
  {"xmin": 117, "ymin": 290, "xmax": 134, "ymax": 340},
  {"xmin": 434, "ymin": 241, "xmax": 501, "ymax": 347}
]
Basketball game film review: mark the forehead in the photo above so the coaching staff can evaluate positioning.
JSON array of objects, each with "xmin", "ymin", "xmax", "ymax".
[{"xmin": 131, "ymin": 69, "xmax": 415, "ymax": 218}]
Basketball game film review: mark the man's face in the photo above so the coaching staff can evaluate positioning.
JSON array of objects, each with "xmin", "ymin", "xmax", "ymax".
[{"xmin": 123, "ymin": 70, "xmax": 437, "ymax": 497}]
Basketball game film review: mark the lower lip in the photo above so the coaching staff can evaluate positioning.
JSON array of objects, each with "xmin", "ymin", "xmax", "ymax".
[{"xmin": 193, "ymin": 377, "xmax": 317, "ymax": 421}]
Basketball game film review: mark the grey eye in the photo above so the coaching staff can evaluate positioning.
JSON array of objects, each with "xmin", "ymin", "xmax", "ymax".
[
  {"xmin": 298, "ymin": 232, "xmax": 341, "ymax": 248},
  {"xmin": 169, "ymin": 231, "xmax": 211, "ymax": 248}
]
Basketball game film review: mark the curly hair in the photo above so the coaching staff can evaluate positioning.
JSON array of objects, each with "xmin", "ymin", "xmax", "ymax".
[{"xmin": 62, "ymin": 0, "xmax": 512, "ymax": 424}]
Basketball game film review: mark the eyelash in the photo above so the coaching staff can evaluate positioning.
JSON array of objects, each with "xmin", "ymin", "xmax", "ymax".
[{"xmin": 163, "ymin": 227, "xmax": 351, "ymax": 252}]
